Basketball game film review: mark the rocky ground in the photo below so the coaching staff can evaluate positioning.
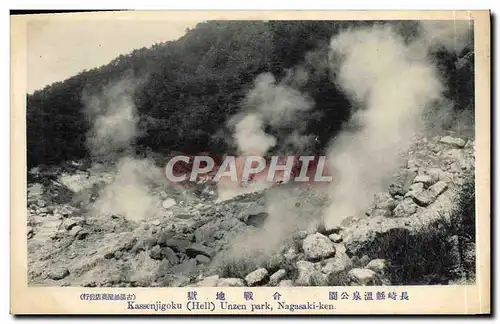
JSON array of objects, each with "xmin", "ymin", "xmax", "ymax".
[{"xmin": 27, "ymin": 133, "xmax": 476, "ymax": 287}]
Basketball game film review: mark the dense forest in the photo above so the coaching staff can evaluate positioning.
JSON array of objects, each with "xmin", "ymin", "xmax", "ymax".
[{"xmin": 26, "ymin": 20, "xmax": 474, "ymax": 168}]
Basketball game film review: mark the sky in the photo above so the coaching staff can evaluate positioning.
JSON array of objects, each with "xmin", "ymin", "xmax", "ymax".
[{"xmin": 26, "ymin": 17, "xmax": 202, "ymax": 94}]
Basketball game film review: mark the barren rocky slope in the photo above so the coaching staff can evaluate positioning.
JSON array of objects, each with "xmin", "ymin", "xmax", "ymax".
[{"xmin": 27, "ymin": 133, "xmax": 475, "ymax": 287}]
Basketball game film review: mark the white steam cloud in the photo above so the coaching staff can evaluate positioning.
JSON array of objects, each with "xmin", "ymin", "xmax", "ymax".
[
  {"xmin": 93, "ymin": 157, "xmax": 162, "ymax": 222},
  {"xmin": 84, "ymin": 76, "xmax": 164, "ymax": 222},
  {"xmin": 419, "ymin": 20, "xmax": 474, "ymax": 55},
  {"xmin": 85, "ymin": 78, "xmax": 139, "ymax": 157},
  {"xmin": 323, "ymin": 22, "xmax": 472, "ymax": 229},
  {"xmin": 231, "ymin": 72, "xmax": 315, "ymax": 156},
  {"xmin": 234, "ymin": 113, "xmax": 277, "ymax": 156}
]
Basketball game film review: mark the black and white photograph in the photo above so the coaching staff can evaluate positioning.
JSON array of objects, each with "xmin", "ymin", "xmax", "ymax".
[{"xmin": 11, "ymin": 11, "xmax": 490, "ymax": 315}]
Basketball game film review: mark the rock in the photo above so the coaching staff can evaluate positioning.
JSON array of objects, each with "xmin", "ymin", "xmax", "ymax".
[
  {"xmin": 426, "ymin": 168, "xmax": 442, "ymax": 183},
  {"xmin": 186, "ymin": 243, "xmax": 214, "ymax": 258},
  {"xmin": 348, "ymin": 268, "xmax": 376, "ymax": 285},
  {"xmin": 156, "ymin": 231, "xmax": 172, "ymax": 247},
  {"xmin": 389, "ymin": 170, "xmax": 416, "ymax": 197},
  {"xmin": 48, "ymin": 267, "xmax": 70, "ymax": 280},
  {"xmin": 365, "ymin": 259, "xmax": 388, "ymax": 273},
  {"xmin": 245, "ymin": 268, "xmax": 269, "ymax": 286},
  {"xmin": 393, "ymin": 198, "xmax": 418, "ymax": 217},
  {"xmin": 302, "ymin": 233, "xmax": 336, "ymax": 261},
  {"xmin": 413, "ymin": 175, "xmax": 434, "ymax": 187},
  {"xmin": 429, "ymin": 181, "xmax": 448, "ymax": 197},
  {"xmin": 246, "ymin": 212, "xmax": 268, "ymax": 227},
  {"xmin": 298, "ymin": 230, "xmax": 310, "ymax": 240},
  {"xmin": 444, "ymin": 149, "xmax": 470, "ymax": 169},
  {"xmin": 163, "ymin": 274, "xmax": 191, "ymax": 287},
  {"xmin": 76, "ymin": 229, "xmax": 89, "ymax": 240},
  {"xmin": 196, "ymin": 275, "xmax": 220, "ymax": 287},
  {"xmin": 172, "ymin": 258, "xmax": 197, "ymax": 275},
  {"xmin": 333, "ymin": 243, "xmax": 347, "ymax": 254},
  {"xmin": 269, "ymin": 269, "xmax": 287, "ymax": 286},
  {"xmin": 411, "ymin": 181, "xmax": 447, "ymax": 207},
  {"xmin": 161, "ymin": 247, "xmax": 179, "ymax": 265},
  {"xmin": 278, "ymin": 280, "xmax": 294, "ymax": 287},
  {"xmin": 59, "ymin": 205, "xmax": 76, "ymax": 216},
  {"xmin": 165, "ymin": 238, "xmax": 191, "ymax": 253},
  {"xmin": 194, "ymin": 222, "xmax": 219, "ymax": 244},
  {"xmin": 217, "ymin": 278, "xmax": 245, "ymax": 287},
  {"xmin": 58, "ymin": 173, "xmax": 99, "ymax": 193},
  {"xmin": 373, "ymin": 193, "xmax": 397, "ymax": 210},
  {"xmin": 405, "ymin": 182, "xmax": 424, "ymax": 200},
  {"xmin": 295, "ymin": 261, "xmax": 316, "ymax": 286},
  {"xmin": 27, "ymin": 226, "xmax": 33, "ymax": 238},
  {"xmin": 68, "ymin": 225, "xmax": 83, "ymax": 237},
  {"xmin": 63, "ymin": 219, "xmax": 78, "ymax": 230},
  {"xmin": 238, "ymin": 204, "xmax": 267, "ymax": 223},
  {"xmin": 440, "ymin": 136, "xmax": 466, "ymax": 148},
  {"xmin": 321, "ymin": 251, "xmax": 352, "ymax": 276},
  {"xmin": 162, "ymin": 198, "xmax": 177, "ymax": 209},
  {"xmin": 36, "ymin": 199, "xmax": 46, "ymax": 208},
  {"xmin": 370, "ymin": 208, "xmax": 392, "ymax": 218},
  {"xmin": 150, "ymin": 245, "xmax": 164, "ymax": 260},
  {"xmin": 214, "ymin": 231, "xmax": 224, "ymax": 240},
  {"xmin": 411, "ymin": 191, "xmax": 435, "ymax": 207},
  {"xmin": 195, "ymin": 254, "xmax": 211, "ymax": 265},
  {"xmin": 151, "ymin": 220, "xmax": 160, "ymax": 226},
  {"xmin": 449, "ymin": 162, "xmax": 462, "ymax": 173},
  {"xmin": 328, "ymin": 233, "xmax": 342, "ymax": 243},
  {"xmin": 284, "ymin": 247, "xmax": 298, "ymax": 262}
]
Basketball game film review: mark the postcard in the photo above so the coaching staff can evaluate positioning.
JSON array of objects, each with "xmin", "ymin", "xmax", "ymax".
[{"xmin": 10, "ymin": 10, "xmax": 490, "ymax": 315}]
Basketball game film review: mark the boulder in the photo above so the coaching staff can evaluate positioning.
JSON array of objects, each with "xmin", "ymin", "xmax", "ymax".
[
  {"xmin": 161, "ymin": 247, "xmax": 179, "ymax": 265},
  {"xmin": 162, "ymin": 198, "xmax": 177, "ymax": 209},
  {"xmin": 393, "ymin": 198, "xmax": 418, "ymax": 217},
  {"xmin": 48, "ymin": 267, "xmax": 70, "ymax": 280},
  {"xmin": 196, "ymin": 275, "xmax": 220, "ymax": 287},
  {"xmin": 165, "ymin": 238, "xmax": 191, "ymax": 253},
  {"xmin": 245, "ymin": 268, "xmax": 269, "ymax": 286},
  {"xmin": 426, "ymin": 168, "xmax": 442, "ymax": 183},
  {"xmin": 172, "ymin": 258, "xmax": 197, "ymax": 275},
  {"xmin": 283, "ymin": 247, "xmax": 298, "ymax": 262},
  {"xmin": 440, "ymin": 136, "xmax": 466, "ymax": 148},
  {"xmin": 302, "ymin": 233, "xmax": 336, "ymax": 261},
  {"xmin": 429, "ymin": 181, "xmax": 448, "ymax": 197},
  {"xmin": 68, "ymin": 225, "xmax": 83, "ymax": 238},
  {"xmin": 149, "ymin": 245, "xmax": 163, "ymax": 260},
  {"xmin": 348, "ymin": 268, "xmax": 376, "ymax": 285},
  {"xmin": 405, "ymin": 182, "xmax": 424, "ymax": 199},
  {"xmin": 195, "ymin": 254, "xmax": 211, "ymax": 265},
  {"xmin": 217, "ymin": 278, "xmax": 245, "ymax": 287},
  {"xmin": 320, "ymin": 250, "xmax": 352, "ymax": 275},
  {"xmin": 412, "ymin": 181, "xmax": 448, "ymax": 207},
  {"xmin": 388, "ymin": 170, "xmax": 416, "ymax": 197},
  {"xmin": 413, "ymin": 175, "xmax": 434, "ymax": 187},
  {"xmin": 328, "ymin": 233, "xmax": 343, "ymax": 243},
  {"xmin": 269, "ymin": 269, "xmax": 287, "ymax": 286},
  {"xmin": 186, "ymin": 243, "xmax": 214, "ymax": 258},
  {"xmin": 444, "ymin": 149, "xmax": 470, "ymax": 169},
  {"xmin": 295, "ymin": 261, "xmax": 316, "ymax": 286},
  {"xmin": 365, "ymin": 259, "xmax": 388, "ymax": 273},
  {"xmin": 278, "ymin": 280, "xmax": 294, "ymax": 287}
]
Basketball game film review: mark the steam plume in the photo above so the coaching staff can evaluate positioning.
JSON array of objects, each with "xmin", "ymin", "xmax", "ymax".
[
  {"xmin": 83, "ymin": 76, "xmax": 163, "ymax": 222},
  {"xmin": 84, "ymin": 78, "xmax": 139, "ymax": 158},
  {"xmin": 233, "ymin": 113, "xmax": 277, "ymax": 156},
  {"xmin": 323, "ymin": 22, "xmax": 472, "ymax": 229}
]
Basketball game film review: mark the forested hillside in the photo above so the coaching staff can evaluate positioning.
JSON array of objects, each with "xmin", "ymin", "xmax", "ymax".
[{"xmin": 26, "ymin": 20, "xmax": 474, "ymax": 168}]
